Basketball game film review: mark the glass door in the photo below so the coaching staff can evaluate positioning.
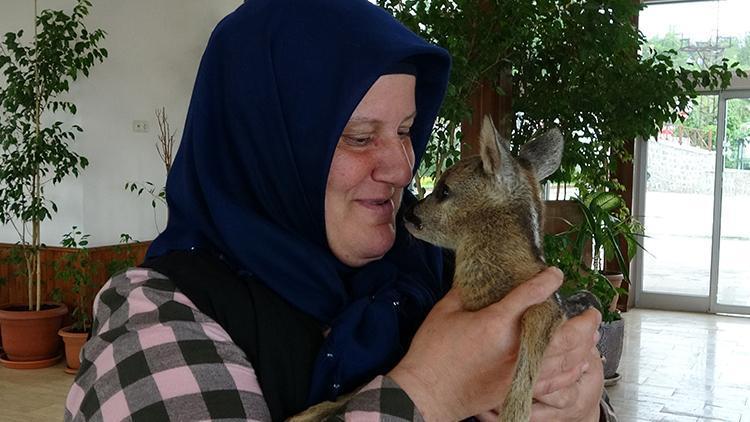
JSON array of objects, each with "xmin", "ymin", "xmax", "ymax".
[
  {"xmin": 712, "ymin": 93, "xmax": 750, "ymax": 313},
  {"xmin": 636, "ymin": 95, "xmax": 719, "ymax": 312},
  {"xmin": 635, "ymin": 90, "xmax": 750, "ymax": 314}
]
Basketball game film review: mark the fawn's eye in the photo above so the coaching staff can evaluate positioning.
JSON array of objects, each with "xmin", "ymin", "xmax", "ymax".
[{"xmin": 437, "ymin": 184, "xmax": 450, "ymax": 201}]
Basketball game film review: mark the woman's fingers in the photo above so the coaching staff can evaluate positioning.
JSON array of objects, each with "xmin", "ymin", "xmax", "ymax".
[
  {"xmin": 534, "ymin": 358, "xmax": 588, "ymax": 397},
  {"xmin": 542, "ymin": 308, "xmax": 601, "ymax": 367},
  {"xmin": 432, "ymin": 286, "xmax": 464, "ymax": 313},
  {"xmin": 530, "ymin": 347, "xmax": 604, "ymax": 422},
  {"xmin": 483, "ymin": 267, "xmax": 564, "ymax": 319},
  {"xmin": 532, "ymin": 381, "xmax": 581, "ymax": 411},
  {"xmin": 547, "ymin": 308, "xmax": 601, "ymax": 355},
  {"xmin": 534, "ymin": 308, "xmax": 601, "ymax": 396}
]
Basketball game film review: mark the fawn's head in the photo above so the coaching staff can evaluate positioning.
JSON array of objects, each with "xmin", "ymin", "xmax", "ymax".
[{"xmin": 405, "ymin": 116, "xmax": 563, "ymax": 251}]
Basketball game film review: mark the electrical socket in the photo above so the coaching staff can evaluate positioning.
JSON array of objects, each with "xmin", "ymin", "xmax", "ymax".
[{"xmin": 133, "ymin": 120, "xmax": 149, "ymax": 133}]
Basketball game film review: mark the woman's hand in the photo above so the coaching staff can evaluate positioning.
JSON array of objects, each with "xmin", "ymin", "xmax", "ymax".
[
  {"xmin": 388, "ymin": 267, "xmax": 564, "ymax": 421},
  {"xmin": 530, "ymin": 308, "xmax": 604, "ymax": 422}
]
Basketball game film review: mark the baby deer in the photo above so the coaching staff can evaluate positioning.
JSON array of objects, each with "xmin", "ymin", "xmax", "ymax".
[{"xmin": 404, "ymin": 116, "xmax": 598, "ymax": 421}]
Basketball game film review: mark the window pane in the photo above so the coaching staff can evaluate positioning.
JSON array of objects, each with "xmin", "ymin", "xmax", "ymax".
[{"xmin": 640, "ymin": 0, "xmax": 750, "ymax": 71}]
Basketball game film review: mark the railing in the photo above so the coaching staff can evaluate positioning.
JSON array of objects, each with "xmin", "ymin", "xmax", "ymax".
[{"xmin": 658, "ymin": 124, "xmax": 715, "ymax": 151}]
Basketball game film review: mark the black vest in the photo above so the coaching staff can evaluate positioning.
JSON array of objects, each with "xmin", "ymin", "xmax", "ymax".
[
  {"xmin": 143, "ymin": 250, "xmax": 323, "ymax": 420},
  {"xmin": 142, "ymin": 249, "xmax": 454, "ymax": 421}
]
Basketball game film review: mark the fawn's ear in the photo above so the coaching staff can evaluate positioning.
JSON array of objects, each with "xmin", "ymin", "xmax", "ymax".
[
  {"xmin": 479, "ymin": 115, "xmax": 512, "ymax": 178},
  {"xmin": 519, "ymin": 128, "xmax": 564, "ymax": 181}
]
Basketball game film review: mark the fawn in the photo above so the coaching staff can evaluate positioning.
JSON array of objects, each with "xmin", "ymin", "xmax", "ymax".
[{"xmin": 403, "ymin": 116, "xmax": 597, "ymax": 421}]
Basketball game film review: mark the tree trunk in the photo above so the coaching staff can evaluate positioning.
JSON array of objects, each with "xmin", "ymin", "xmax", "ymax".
[{"xmin": 33, "ymin": 0, "xmax": 42, "ymax": 311}]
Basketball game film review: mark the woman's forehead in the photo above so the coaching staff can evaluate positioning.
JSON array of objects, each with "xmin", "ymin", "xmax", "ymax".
[{"xmin": 345, "ymin": 74, "xmax": 417, "ymax": 124}]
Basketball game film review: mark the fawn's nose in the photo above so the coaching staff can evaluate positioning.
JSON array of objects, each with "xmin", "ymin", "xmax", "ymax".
[{"xmin": 403, "ymin": 203, "xmax": 423, "ymax": 230}]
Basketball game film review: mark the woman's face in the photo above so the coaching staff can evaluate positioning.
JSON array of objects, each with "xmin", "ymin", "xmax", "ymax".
[{"xmin": 325, "ymin": 74, "xmax": 417, "ymax": 267}]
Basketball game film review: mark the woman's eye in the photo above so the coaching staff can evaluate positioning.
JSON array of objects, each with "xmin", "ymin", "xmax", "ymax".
[
  {"xmin": 398, "ymin": 130, "xmax": 411, "ymax": 139},
  {"xmin": 344, "ymin": 136, "xmax": 372, "ymax": 147}
]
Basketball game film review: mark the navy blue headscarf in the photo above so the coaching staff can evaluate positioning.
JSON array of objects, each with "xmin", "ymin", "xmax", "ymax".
[{"xmin": 146, "ymin": 0, "xmax": 451, "ymax": 404}]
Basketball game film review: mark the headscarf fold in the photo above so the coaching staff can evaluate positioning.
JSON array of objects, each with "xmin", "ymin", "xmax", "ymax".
[{"xmin": 147, "ymin": 0, "xmax": 451, "ymax": 404}]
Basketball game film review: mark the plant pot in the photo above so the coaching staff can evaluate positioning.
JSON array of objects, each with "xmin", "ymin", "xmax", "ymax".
[
  {"xmin": 0, "ymin": 303, "xmax": 68, "ymax": 368},
  {"xmin": 604, "ymin": 272, "xmax": 624, "ymax": 312},
  {"xmin": 597, "ymin": 317, "xmax": 624, "ymax": 383},
  {"xmin": 58, "ymin": 326, "xmax": 89, "ymax": 374}
]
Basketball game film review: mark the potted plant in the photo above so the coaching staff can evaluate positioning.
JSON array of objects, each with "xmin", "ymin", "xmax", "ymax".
[
  {"xmin": 51, "ymin": 230, "xmax": 139, "ymax": 374},
  {"xmin": 53, "ymin": 227, "xmax": 96, "ymax": 374},
  {"xmin": 0, "ymin": 0, "xmax": 106, "ymax": 368},
  {"xmin": 570, "ymin": 191, "xmax": 645, "ymax": 309},
  {"xmin": 544, "ymin": 190, "xmax": 645, "ymax": 385}
]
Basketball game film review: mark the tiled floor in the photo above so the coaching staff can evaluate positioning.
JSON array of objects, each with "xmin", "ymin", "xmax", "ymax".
[
  {"xmin": 608, "ymin": 309, "xmax": 750, "ymax": 421},
  {"xmin": 1, "ymin": 309, "xmax": 749, "ymax": 421},
  {"xmin": 0, "ymin": 360, "xmax": 72, "ymax": 421}
]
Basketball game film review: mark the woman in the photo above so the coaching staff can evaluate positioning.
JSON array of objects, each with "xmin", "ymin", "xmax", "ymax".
[{"xmin": 65, "ymin": 0, "xmax": 615, "ymax": 420}]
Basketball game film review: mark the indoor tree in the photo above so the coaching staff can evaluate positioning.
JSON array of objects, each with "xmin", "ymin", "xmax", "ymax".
[
  {"xmin": 377, "ymin": 0, "xmax": 746, "ymax": 194},
  {"xmin": 0, "ymin": 0, "xmax": 107, "ymax": 311}
]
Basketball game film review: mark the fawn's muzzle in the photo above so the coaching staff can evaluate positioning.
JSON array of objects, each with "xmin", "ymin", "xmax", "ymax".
[{"xmin": 403, "ymin": 204, "xmax": 423, "ymax": 230}]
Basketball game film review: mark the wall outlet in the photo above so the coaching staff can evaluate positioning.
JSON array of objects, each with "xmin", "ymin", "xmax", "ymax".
[{"xmin": 133, "ymin": 120, "xmax": 149, "ymax": 133}]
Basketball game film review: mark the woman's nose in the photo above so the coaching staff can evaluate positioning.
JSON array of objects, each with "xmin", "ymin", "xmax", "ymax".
[{"xmin": 372, "ymin": 136, "xmax": 414, "ymax": 187}]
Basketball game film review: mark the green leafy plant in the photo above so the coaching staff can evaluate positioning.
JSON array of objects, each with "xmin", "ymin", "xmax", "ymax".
[
  {"xmin": 105, "ymin": 233, "xmax": 139, "ymax": 278},
  {"xmin": 53, "ymin": 230, "xmax": 139, "ymax": 333},
  {"xmin": 544, "ymin": 191, "xmax": 645, "ymax": 322},
  {"xmin": 54, "ymin": 227, "xmax": 97, "ymax": 332},
  {"xmin": 0, "ymin": 247, "xmax": 25, "ymax": 287},
  {"xmin": 569, "ymin": 191, "xmax": 645, "ymax": 279},
  {"xmin": 378, "ymin": 0, "xmax": 746, "ymax": 195},
  {"xmin": 543, "ymin": 233, "xmax": 621, "ymax": 323},
  {"xmin": 0, "ymin": 0, "xmax": 107, "ymax": 311}
]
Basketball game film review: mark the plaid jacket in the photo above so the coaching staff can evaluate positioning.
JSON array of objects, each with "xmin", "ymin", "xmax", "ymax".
[{"xmin": 64, "ymin": 268, "xmax": 616, "ymax": 421}]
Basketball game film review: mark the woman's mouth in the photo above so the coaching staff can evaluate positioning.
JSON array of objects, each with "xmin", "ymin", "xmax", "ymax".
[{"xmin": 356, "ymin": 198, "xmax": 395, "ymax": 217}]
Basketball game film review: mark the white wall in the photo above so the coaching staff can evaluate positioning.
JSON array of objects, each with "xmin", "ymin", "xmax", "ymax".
[{"xmin": 0, "ymin": 0, "xmax": 242, "ymax": 247}]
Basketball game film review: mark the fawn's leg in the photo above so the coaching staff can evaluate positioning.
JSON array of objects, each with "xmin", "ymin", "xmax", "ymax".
[{"xmin": 499, "ymin": 299, "xmax": 563, "ymax": 422}]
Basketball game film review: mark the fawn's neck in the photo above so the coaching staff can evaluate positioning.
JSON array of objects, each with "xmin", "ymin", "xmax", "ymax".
[{"xmin": 453, "ymin": 216, "xmax": 546, "ymax": 310}]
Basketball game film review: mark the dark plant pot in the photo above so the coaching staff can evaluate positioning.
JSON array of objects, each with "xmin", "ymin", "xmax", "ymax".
[
  {"xmin": 0, "ymin": 303, "xmax": 68, "ymax": 368},
  {"xmin": 597, "ymin": 317, "xmax": 624, "ymax": 382},
  {"xmin": 59, "ymin": 326, "xmax": 89, "ymax": 374}
]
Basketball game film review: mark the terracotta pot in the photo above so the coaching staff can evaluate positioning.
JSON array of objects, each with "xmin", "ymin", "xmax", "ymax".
[
  {"xmin": 58, "ymin": 326, "xmax": 89, "ymax": 374},
  {"xmin": 604, "ymin": 272, "xmax": 624, "ymax": 312},
  {"xmin": 0, "ymin": 303, "xmax": 68, "ymax": 366}
]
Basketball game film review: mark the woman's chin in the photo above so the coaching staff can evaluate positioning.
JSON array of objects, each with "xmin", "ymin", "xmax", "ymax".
[{"xmin": 343, "ymin": 231, "xmax": 396, "ymax": 267}]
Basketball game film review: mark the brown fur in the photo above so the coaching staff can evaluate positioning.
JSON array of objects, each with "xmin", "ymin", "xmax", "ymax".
[
  {"xmin": 287, "ymin": 394, "xmax": 352, "ymax": 421},
  {"xmin": 405, "ymin": 116, "xmax": 567, "ymax": 421}
]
